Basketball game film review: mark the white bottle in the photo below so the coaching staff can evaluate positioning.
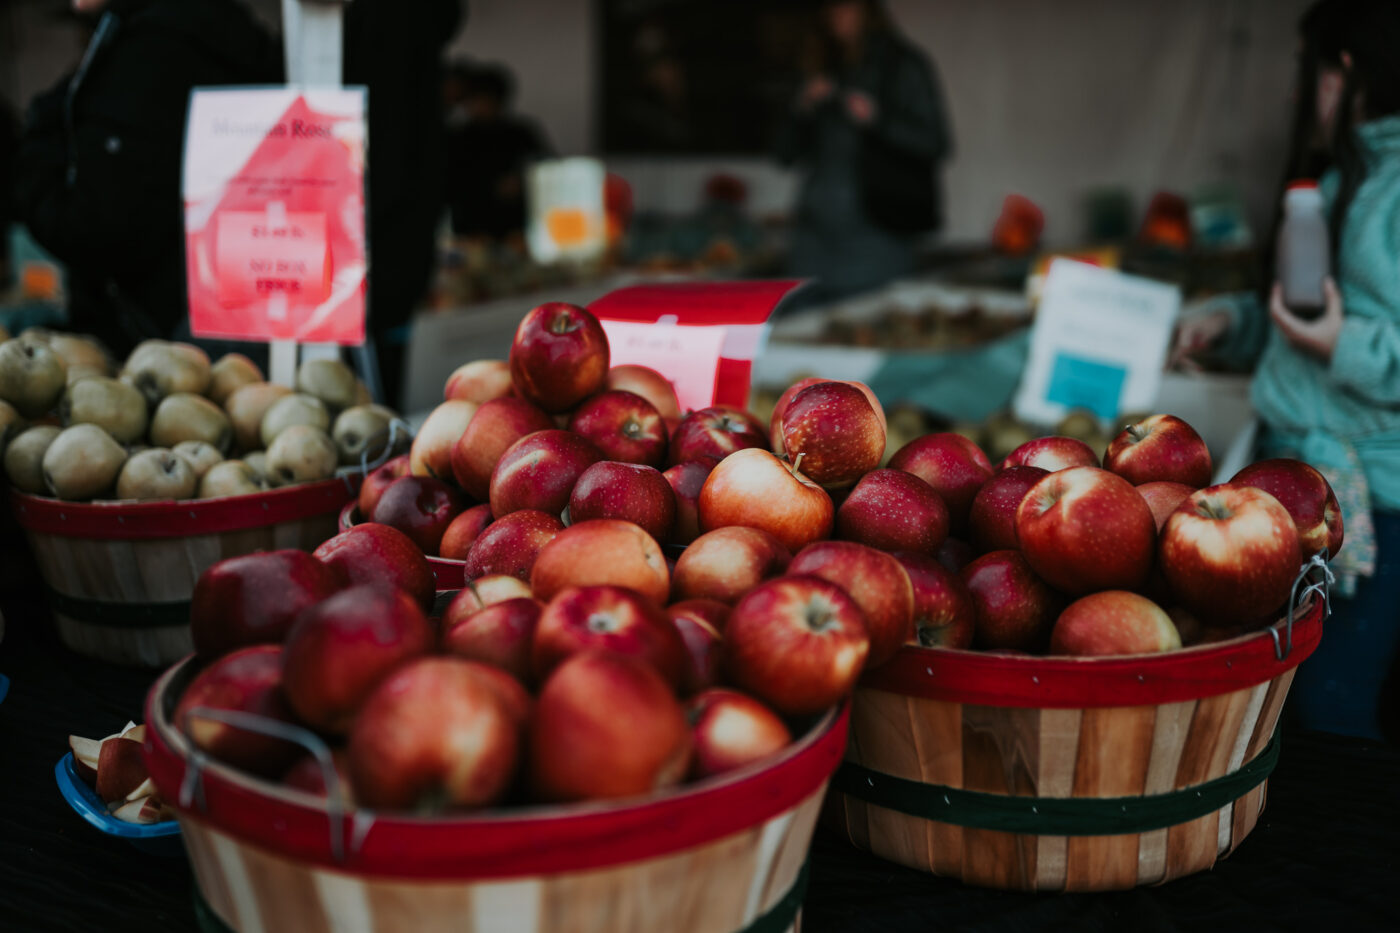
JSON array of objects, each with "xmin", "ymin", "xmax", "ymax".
[{"xmin": 1277, "ymin": 181, "xmax": 1330, "ymax": 320}]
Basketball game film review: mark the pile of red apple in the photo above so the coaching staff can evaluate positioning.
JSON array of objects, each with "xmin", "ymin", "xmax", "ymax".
[{"xmin": 169, "ymin": 298, "xmax": 1345, "ymax": 812}]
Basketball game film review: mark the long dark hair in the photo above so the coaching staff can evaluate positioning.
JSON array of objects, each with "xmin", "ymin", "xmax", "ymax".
[
  {"xmin": 1285, "ymin": 0, "xmax": 1400, "ymax": 259},
  {"xmin": 801, "ymin": 0, "xmax": 895, "ymax": 77}
]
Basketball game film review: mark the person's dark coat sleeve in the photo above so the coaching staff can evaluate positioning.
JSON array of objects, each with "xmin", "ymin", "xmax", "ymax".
[{"xmin": 868, "ymin": 44, "xmax": 951, "ymax": 162}]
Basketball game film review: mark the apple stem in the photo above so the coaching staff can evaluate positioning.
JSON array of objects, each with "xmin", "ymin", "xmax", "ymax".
[
  {"xmin": 790, "ymin": 452, "xmax": 806, "ymax": 475},
  {"xmin": 549, "ymin": 315, "xmax": 580, "ymax": 336}
]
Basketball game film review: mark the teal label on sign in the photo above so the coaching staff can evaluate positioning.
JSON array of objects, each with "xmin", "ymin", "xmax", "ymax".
[{"xmin": 1046, "ymin": 353, "xmax": 1126, "ymax": 420}]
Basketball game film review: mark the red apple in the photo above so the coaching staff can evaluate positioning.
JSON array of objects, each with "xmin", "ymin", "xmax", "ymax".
[
  {"xmin": 358, "ymin": 453, "xmax": 410, "ymax": 521},
  {"xmin": 529, "ymin": 519, "xmax": 670, "ymax": 605},
  {"xmin": 488, "ymin": 429, "xmax": 602, "ymax": 518},
  {"xmin": 282, "ymin": 748, "xmax": 355, "ymax": 807},
  {"xmin": 509, "ymin": 302, "xmax": 610, "ymax": 413},
  {"xmin": 173, "ymin": 644, "xmax": 303, "ymax": 777},
  {"xmin": 894, "ymin": 551, "xmax": 976, "ymax": 649},
  {"xmin": 724, "ymin": 575, "xmax": 870, "ymax": 716},
  {"xmin": 313, "ymin": 523, "xmax": 436, "ymax": 610},
  {"xmin": 770, "ymin": 378, "xmax": 887, "ymax": 456},
  {"xmin": 95, "ymin": 735, "xmax": 149, "ymax": 802},
  {"xmin": 371, "ymin": 475, "xmax": 467, "ymax": 556},
  {"xmin": 281, "ymin": 584, "xmax": 436, "ymax": 734},
  {"xmin": 663, "ymin": 456, "xmax": 720, "ymax": 545},
  {"xmin": 567, "ymin": 461, "xmax": 676, "ymax": 543},
  {"xmin": 668, "ymin": 406, "xmax": 769, "ymax": 466},
  {"xmin": 567, "ymin": 390, "xmax": 668, "ymax": 467},
  {"xmin": 967, "ymin": 465, "xmax": 1048, "ymax": 553},
  {"xmin": 836, "ymin": 468, "xmax": 949, "ymax": 555},
  {"xmin": 532, "ymin": 584, "xmax": 687, "ymax": 685},
  {"xmin": 777, "ymin": 381, "xmax": 885, "ymax": 488},
  {"xmin": 961, "ymin": 550, "xmax": 1062, "ymax": 652},
  {"xmin": 1159, "ymin": 483, "xmax": 1302, "ymax": 624},
  {"xmin": 450, "ymin": 397, "xmax": 555, "ymax": 500},
  {"xmin": 936, "ymin": 537, "xmax": 976, "ymax": 574},
  {"xmin": 887, "ymin": 433, "xmax": 993, "ymax": 536},
  {"xmin": 529, "ymin": 650, "xmax": 692, "ymax": 802},
  {"xmin": 442, "ymin": 574, "xmax": 533, "ymax": 620},
  {"xmin": 443, "ymin": 359, "xmax": 513, "ymax": 404},
  {"xmin": 667, "ymin": 600, "xmax": 729, "ymax": 694},
  {"xmin": 1104, "ymin": 414, "xmax": 1212, "ymax": 487},
  {"xmin": 606, "ymin": 364, "xmax": 682, "ymax": 421},
  {"xmin": 439, "ymin": 503, "xmax": 494, "ymax": 561},
  {"xmin": 788, "ymin": 540, "xmax": 914, "ymax": 668},
  {"xmin": 1230, "ymin": 458, "xmax": 1344, "ymax": 559},
  {"xmin": 1015, "ymin": 466, "xmax": 1156, "ymax": 594},
  {"xmin": 463, "ymin": 509, "xmax": 564, "ymax": 581},
  {"xmin": 190, "ymin": 550, "xmax": 345, "ymax": 659},
  {"xmin": 671, "ymin": 526, "xmax": 791, "ymax": 605},
  {"xmin": 687, "ymin": 688, "xmax": 792, "ymax": 779},
  {"xmin": 999, "ymin": 435, "xmax": 1100, "ymax": 473},
  {"xmin": 347, "ymin": 657, "xmax": 520, "ymax": 810},
  {"xmin": 409, "ymin": 400, "xmax": 479, "ymax": 481},
  {"xmin": 1049, "ymin": 590, "xmax": 1182, "ymax": 656},
  {"xmin": 697, "ymin": 447, "xmax": 834, "ymax": 553},
  {"xmin": 442, "ymin": 596, "xmax": 542, "ymax": 685},
  {"xmin": 1136, "ymin": 481, "xmax": 1197, "ymax": 531}
]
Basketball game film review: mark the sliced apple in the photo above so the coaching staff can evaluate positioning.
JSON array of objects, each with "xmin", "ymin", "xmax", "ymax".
[
  {"xmin": 124, "ymin": 777, "xmax": 158, "ymax": 803},
  {"xmin": 95, "ymin": 736, "xmax": 148, "ymax": 804},
  {"xmin": 110, "ymin": 795, "xmax": 166, "ymax": 824},
  {"xmin": 120, "ymin": 723, "xmax": 146, "ymax": 742},
  {"xmin": 68, "ymin": 735, "xmax": 102, "ymax": 784}
]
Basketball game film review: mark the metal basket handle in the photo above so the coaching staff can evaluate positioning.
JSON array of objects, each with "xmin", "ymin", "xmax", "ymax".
[
  {"xmin": 357, "ymin": 418, "xmax": 413, "ymax": 478},
  {"xmin": 178, "ymin": 707, "xmax": 364, "ymax": 862},
  {"xmin": 1273, "ymin": 551, "xmax": 1335, "ymax": 661}
]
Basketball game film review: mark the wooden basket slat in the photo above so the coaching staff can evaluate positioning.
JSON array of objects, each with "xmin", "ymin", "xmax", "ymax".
[
  {"xmin": 849, "ymin": 691, "xmax": 932, "ymax": 871},
  {"xmin": 183, "ymin": 821, "xmax": 238, "ymax": 927},
  {"xmin": 1142, "ymin": 700, "xmax": 1196, "ymax": 795},
  {"xmin": 1135, "ymin": 827, "xmax": 1170, "ymax": 886},
  {"xmin": 913, "ymin": 696, "xmax": 965, "ymax": 879},
  {"xmin": 53, "ymin": 613, "xmax": 192, "ymax": 668},
  {"xmin": 1245, "ymin": 668, "xmax": 1296, "ymax": 761},
  {"xmin": 1063, "ymin": 705, "xmax": 1156, "ymax": 890},
  {"xmin": 1175, "ymin": 688, "xmax": 1255, "ymax": 788},
  {"xmin": 239, "ymin": 831, "xmax": 338, "ymax": 933},
  {"xmin": 1162, "ymin": 810, "xmax": 1221, "ymax": 883},
  {"xmin": 761, "ymin": 787, "xmax": 824, "ymax": 914}
]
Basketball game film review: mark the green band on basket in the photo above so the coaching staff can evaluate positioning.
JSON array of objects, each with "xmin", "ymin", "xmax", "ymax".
[
  {"xmin": 193, "ymin": 858, "xmax": 811, "ymax": 932},
  {"xmin": 45, "ymin": 585, "xmax": 191, "ymax": 629},
  {"xmin": 833, "ymin": 731, "xmax": 1281, "ymax": 836}
]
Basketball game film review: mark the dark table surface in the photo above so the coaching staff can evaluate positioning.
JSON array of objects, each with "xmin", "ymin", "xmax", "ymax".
[{"xmin": 3, "ymin": 538, "xmax": 1398, "ymax": 933}]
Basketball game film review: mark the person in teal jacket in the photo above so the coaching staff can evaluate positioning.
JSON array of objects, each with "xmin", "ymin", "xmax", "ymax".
[{"xmin": 1175, "ymin": 0, "xmax": 1400, "ymax": 742}]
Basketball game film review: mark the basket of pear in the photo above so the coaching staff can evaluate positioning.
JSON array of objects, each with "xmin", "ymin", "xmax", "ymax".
[{"xmin": 0, "ymin": 330, "xmax": 405, "ymax": 667}]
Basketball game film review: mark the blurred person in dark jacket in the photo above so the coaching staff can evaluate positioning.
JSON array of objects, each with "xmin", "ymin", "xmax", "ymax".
[
  {"xmin": 12, "ymin": 0, "xmax": 280, "ymax": 357},
  {"xmin": 344, "ymin": 0, "xmax": 463, "ymax": 407},
  {"xmin": 445, "ymin": 61, "xmax": 552, "ymax": 244},
  {"xmin": 777, "ymin": 0, "xmax": 952, "ymax": 304}
]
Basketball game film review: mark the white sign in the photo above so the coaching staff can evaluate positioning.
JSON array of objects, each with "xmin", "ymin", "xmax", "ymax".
[
  {"xmin": 600, "ymin": 320, "xmax": 729, "ymax": 414},
  {"xmin": 1014, "ymin": 259, "xmax": 1181, "ymax": 427}
]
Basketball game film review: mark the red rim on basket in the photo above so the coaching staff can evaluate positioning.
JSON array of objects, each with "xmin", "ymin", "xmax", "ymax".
[
  {"xmin": 338, "ymin": 501, "xmax": 466, "ymax": 590},
  {"xmin": 860, "ymin": 599, "xmax": 1325, "ymax": 708},
  {"xmin": 11, "ymin": 477, "xmax": 361, "ymax": 541},
  {"xmin": 143, "ymin": 657, "xmax": 848, "ymax": 880}
]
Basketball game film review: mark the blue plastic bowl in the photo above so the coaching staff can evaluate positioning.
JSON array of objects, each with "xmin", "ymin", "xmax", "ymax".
[{"xmin": 55, "ymin": 752, "xmax": 184, "ymax": 856}]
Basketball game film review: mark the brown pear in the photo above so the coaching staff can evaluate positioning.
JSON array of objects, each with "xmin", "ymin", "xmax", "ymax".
[
  {"xmin": 4, "ymin": 425, "xmax": 60, "ymax": 493},
  {"xmin": 331, "ymin": 404, "xmax": 395, "ymax": 466},
  {"xmin": 224, "ymin": 381, "xmax": 293, "ymax": 452},
  {"xmin": 116, "ymin": 448, "xmax": 198, "ymax": 501},
  {"xmin": 259, "ymin": 393, "xmax": 330, "ymax": 448},
  {"xmin": 0, "ymin": 336, "xmax": 69, "ymax": 417},
  {"xmin": 198, "ymin": 459, "xmax": 266, "ymax": 498},
  {"xmin": 0, "ymin": 399, "xmax": 25, "ymax": 460},
  {"xmin": 66, "ymin": 365, "xmax": 107, "ymax": 387},
  {"xmin": 60, "ymin": 377, "xmax": 148, "ymax": 445},
  {"xmin": 172, "ymin": 440, "xmax": 224, "ymax": 479},
  {"xmin": 150, "ymin": 393, "xmax": 232, "ymax": 453},
  {"xmin": 42, "ymin": 424, "xmax": 128, "ymax": 500},
  {"xmin": 295, "ymin": 358, "xmax": 358, "ymax": 413},
  {"xmin": 265, "ymin": 425, "xmax": 338, "ymax": 486},
  {"xmin": 207, "ymin": 353, "xmax": 264, "ymax": 406},
  {"xmin": 46, "ymin": 332, "xmax": 111, "ymax": 375},
  {"xmin": 120, "ymin": 340, "xmax": 211, "ymax": 406}
]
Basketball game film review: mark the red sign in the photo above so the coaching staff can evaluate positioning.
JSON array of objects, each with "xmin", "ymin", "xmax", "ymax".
[{"xmin": 184, "ymin": 89, "xmax": 366, "ymax": 344}]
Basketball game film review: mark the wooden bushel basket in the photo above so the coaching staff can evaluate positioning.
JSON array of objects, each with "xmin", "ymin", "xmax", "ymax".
[
  {"xmin": 10, "ymin": 479, "xmax": 357, "ymax": 668},
  {"xmin": 826, "ymin": 593, "xmax": 1326, "ymax": 892},
  {"xmin": 144, "ymin": 657, "xmax": 849, "ymax": 933},
  {"xmin": 338, "ymin": 501, "xmax": 465, "ymax": 590}
]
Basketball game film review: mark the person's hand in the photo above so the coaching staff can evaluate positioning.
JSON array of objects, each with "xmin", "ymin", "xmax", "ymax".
[
  {"xmin": 1169, "ymin": 309, "xmax": 1231, "ymax": 371},
  {"xmin": 1270, "ymin": 278, "xmax": 1343, "ymax": 363},
  {"xmin": 845, "ymin": 90, "xmax": 877, "ymax": 125},
  {"xmin": 800, "ymin": 76, "xmax": 835, "ymax": 109}
]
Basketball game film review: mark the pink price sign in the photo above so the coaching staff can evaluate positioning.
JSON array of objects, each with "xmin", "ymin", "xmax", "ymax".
[
  {"xmin": 600, "ymin": 320, "xmax": 728, "ymax": 414},
  {"xmin": 214, "ymin": 210, "xmax": 330, "ymax": 308}
]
